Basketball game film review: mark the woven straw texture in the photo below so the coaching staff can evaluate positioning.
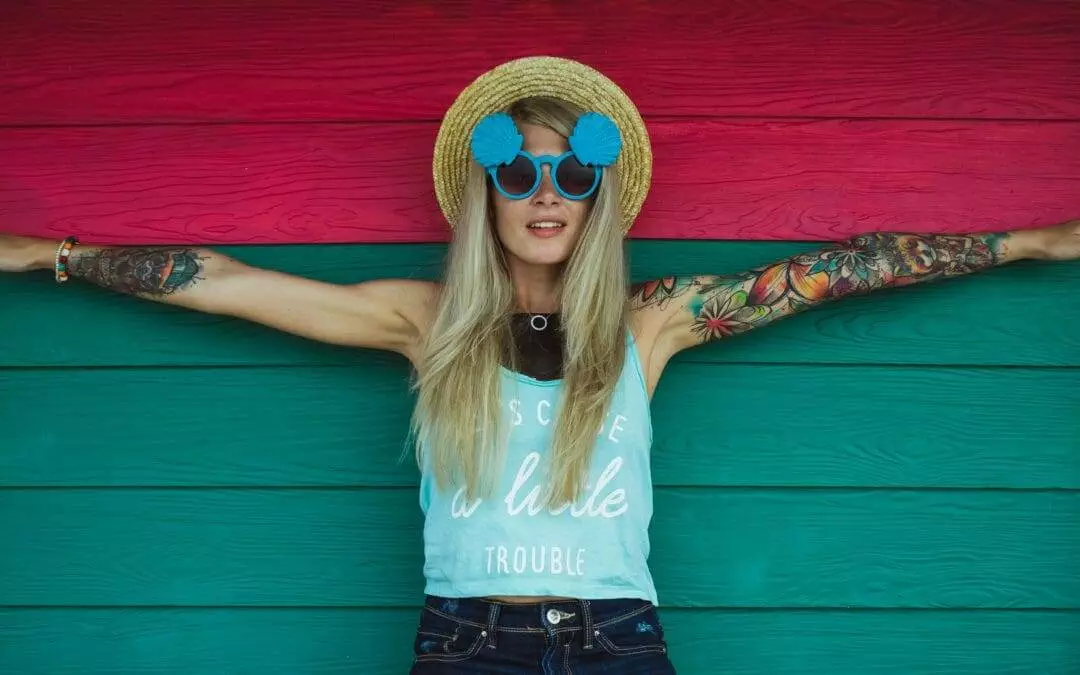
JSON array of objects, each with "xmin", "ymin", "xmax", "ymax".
[{"xmin": 432, "ymin": 56, "xmax": 652, "ymax": 234}]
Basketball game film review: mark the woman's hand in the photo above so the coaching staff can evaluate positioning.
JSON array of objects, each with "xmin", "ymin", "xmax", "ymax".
[
  {"xmin": 1032, "ymin": 219, "xmax": 1080, "ymax": 260},
  {"xmin": 0, "ymin": 233, "xmax": 55, "ymax": 273}
]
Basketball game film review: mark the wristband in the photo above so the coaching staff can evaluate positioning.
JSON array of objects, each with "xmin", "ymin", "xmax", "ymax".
[{"xmin": 54, "ymin": 236, "xmax": 79, "ymax": 283}]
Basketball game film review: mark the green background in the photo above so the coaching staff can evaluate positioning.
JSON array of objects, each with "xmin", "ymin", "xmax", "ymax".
[{"xmin": 1, "ymin": 241, "xmax": 1078, "ymax": 673}]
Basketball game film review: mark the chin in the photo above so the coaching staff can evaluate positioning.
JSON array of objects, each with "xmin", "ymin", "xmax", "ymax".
[
  {"xmin": 520, "ymin": 249, "xmax": 572, "ymax": 266},
  {"xmin": 501, "ymin": 233, "xmax": 579, "ymax": 266}
]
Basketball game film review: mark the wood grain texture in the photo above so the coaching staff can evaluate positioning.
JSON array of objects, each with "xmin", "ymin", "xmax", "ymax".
[
  {"xmin": 1, "ymin": 488, "xmax": 1076, "ymax": 608},
  {"xmin": 0, "ymin": 608, "xmax": 1076, "ymax": 675},
  {"xmin": 2, "ymin": 0, "xmax": 1078, "ymax": 125},
  {"xmin": 2, "ymin": 120, "xmax": 1078, "ymax": 244},
  {"xmin": 2, "ymin": 364, "xmax": 1077, "ymax": 489},
  {"xmin": 2, "ymin": 243, "xmax": 1076, "ymax": 367},
  {"xmin": 3, "ymin": 2, "xmax": 1078, "ymax": 673}
]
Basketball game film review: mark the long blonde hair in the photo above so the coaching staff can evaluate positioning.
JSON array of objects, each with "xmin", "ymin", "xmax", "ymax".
[{"xmin": 408, "ymin": 96, "xmax": 630, "ymax": 508}]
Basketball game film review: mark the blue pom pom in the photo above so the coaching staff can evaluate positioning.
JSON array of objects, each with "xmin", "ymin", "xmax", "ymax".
[
  {"xmin": 470, "ymin": 112, "xmax": 523, "ymax": 167},
  {"xmin": 568, "ymin": 112, "xmax": 622, "ymax": 166}
]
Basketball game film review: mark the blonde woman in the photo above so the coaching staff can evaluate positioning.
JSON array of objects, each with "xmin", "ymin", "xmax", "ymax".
[{"xmin": 1, "ymin": 57, "xmax": 1078, "ymax": 674}]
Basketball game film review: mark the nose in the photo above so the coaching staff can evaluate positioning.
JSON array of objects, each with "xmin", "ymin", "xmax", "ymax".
[{"xmin": 530, "ymin": 165, "xmax": 561, "ymax": 205}]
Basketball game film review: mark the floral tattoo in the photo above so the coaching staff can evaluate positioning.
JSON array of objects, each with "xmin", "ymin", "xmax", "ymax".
[{"xmin": 631, "ymin": 232, "xmax": 1008, "ymax": 343}]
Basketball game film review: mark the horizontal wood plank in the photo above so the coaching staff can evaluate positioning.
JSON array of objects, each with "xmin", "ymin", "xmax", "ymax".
[
  {"xmin": 0, "ymin": 607, "xmax": 1076, "ymax": 674},
  {"xmin": 2, "ymin": 0, "xmax": 1078, "ymax": 124},
  {"xmin": 5, "ymin": 1, "xmax": 1078, "ymax": 669},
  {"xmin": 1, "ymin": 243, "xmax": 1076, "ymax": 368},
  {"xmin": 0, "ymin": 488, "xmax": 1076, "ymax": 608},
  {"xmin": 2, "ymin": 364, "xmax": 1077, "ymax": 489},
  {"xmin": 2, "ymin": 120, "xmax": 1078, "ymax": 244}
]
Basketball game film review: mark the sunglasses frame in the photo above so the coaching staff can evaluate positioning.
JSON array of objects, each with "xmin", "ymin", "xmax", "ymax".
[{"xmin": 487, "ymin": 150, "xmax": 602, "ymax": 201}]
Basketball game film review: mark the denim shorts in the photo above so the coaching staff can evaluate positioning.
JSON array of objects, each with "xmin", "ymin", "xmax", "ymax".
[{"xmin": 409, "ymin": 594, "xmax": 677, "ymax": 674}]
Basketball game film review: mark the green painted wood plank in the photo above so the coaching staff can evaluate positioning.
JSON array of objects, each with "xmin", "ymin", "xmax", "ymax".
[
  {"xmin": 0, "ymin": 608, "xmax": 1076, "ymax": 675},
  {"xmin": 1, "ymin": 488, "xmax": 1076, "ymax": 608},
  {"xmin": 2, "ymin": 364, "xmax": 1076, "ymax": 489},
  {"xmin": 1, "ymin": 243, "xmax": 1076, "ymax": 367}
]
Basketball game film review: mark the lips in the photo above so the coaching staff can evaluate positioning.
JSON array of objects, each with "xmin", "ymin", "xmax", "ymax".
[{"xmin": 526, "ymin": 219, "xmax": 566, "ymax": 230}]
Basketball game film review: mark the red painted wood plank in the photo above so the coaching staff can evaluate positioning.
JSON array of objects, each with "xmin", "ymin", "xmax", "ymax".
[
  {"xmin": 2, "ymin": 0, "xmax": 1078, "ymax": 125},
  {"xmin": 2, "ymin": 119, "xmax": 1076, "ymax": 244}
]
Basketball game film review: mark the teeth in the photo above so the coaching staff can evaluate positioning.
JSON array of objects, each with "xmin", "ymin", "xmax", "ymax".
[{"xmin": 528, "ymin": 221, "xmax": 564, "ymax": 229}]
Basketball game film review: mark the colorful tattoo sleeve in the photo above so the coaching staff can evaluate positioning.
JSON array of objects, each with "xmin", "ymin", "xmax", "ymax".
[
  {"xmin": 68, "ymin": 247, "xmax": 206, "ymax": 297},
  {"xmin": 631, "ymin": 232, "xmax": 1010, "ymax": 344}
]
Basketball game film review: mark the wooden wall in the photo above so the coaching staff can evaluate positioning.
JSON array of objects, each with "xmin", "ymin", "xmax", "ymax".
[{"xmin": 1, "ymin": 1, "xmax": 1078, "ymax": 673}]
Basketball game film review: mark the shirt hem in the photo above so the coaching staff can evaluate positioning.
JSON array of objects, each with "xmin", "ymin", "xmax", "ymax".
[{"xmin": 423, "ymin": 581, "xmax": 658, "ymax": 606}]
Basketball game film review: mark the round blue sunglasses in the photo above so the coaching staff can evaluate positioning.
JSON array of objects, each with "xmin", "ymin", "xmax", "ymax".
[
  {"xmin": 488, "ymin": 151, "xmax": 602, "ymax": 201},
  {"xmin": 470, "ymin": 111, "xmax": 623, "ymax": 202}
]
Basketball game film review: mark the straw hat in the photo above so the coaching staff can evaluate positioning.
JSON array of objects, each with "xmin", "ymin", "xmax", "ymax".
[{"xmin": 432, "ymin": 56, "xmax": 652, "ymax": 234}]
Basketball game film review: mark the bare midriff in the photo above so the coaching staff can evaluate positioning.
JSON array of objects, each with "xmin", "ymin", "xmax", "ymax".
[{"xmin": 485, "ymin": 595, "xmax": 575, "ymax": 604}]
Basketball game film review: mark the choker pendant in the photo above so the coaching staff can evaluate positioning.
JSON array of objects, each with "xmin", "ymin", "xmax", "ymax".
[{"xmin": 529, "ymin": 314, "xmax": 549, "ymax": 331}]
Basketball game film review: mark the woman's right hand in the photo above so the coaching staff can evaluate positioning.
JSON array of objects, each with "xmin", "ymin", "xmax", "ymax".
[{"xmin": 0, "ymin": 233, "xmax": 54, "ymax": 273}]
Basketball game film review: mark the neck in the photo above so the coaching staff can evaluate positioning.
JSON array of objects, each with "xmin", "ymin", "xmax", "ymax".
[{"xmin": 507, "ymin": 256, "xmax": 562, "ymax": 313}]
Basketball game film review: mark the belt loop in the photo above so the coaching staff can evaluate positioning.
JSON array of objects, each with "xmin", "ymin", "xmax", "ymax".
[
  {"xmin": 484, "ymin": 601, "xmax": 500, "ymax": 650},
  {"xmin": 580, "ymin": 599, "xmax": 595, "ymax": 650}
]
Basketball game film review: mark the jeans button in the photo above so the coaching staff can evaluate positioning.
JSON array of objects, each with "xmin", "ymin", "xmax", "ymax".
[{"xmin": 546, "ymin": 608, "xmax": 561, "ymax": 624}]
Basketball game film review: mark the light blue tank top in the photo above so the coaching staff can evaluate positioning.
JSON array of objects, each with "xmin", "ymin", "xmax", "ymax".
[{"xmin": 418, "ymin": 329, "xmax": 658, "ymax": 605}]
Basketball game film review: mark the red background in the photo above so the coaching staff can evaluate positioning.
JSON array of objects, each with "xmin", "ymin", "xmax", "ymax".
[{"xmin": 2, "ymin": 0, "xmax": 1077, "ymax": 244}]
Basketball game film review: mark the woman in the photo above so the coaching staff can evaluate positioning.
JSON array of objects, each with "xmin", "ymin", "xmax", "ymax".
[{"xmin": 1, "ymin": 56, "xmax": 1077, "ymax": 674}]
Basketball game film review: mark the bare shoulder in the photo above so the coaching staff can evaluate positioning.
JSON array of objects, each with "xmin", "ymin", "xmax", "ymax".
[
  {"xmin": 357, "ymin": 278, "xmax": 441, "ymax": 367},
  {"xmin": 359, "ymin": 277, "xmax": 440, "ymax": 323},
  {"xmin": 217, "ymin": 270, "xmax": 442, "ymax": 368}
]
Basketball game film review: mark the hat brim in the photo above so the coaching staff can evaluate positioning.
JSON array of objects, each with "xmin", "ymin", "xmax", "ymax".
[{"xmin": 433, "ymin": 56, "xmax": 652, "ymax": 234}]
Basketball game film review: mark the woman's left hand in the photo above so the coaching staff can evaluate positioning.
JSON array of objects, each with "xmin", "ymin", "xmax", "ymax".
[{"xmin": 1030, "ymin": 219, "xmax": 1080, "ymax": 260}]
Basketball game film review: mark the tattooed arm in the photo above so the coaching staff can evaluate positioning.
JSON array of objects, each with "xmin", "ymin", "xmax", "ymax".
[
  {"xmin": 630, "ymin": 221, "xmax": 1079, "ymax": 358},
  {"xmin": 0, "ymin": 235, "xmax": 436, "ymax": 361}
]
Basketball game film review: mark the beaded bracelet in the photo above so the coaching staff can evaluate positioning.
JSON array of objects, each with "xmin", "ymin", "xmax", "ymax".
[{"xmin": 54, "ymin": 236, "xmax": 79, "ymax": 283}]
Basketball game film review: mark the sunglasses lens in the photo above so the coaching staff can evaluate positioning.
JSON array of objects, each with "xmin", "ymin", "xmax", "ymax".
[
  {"xmin": 555, "ymin": 156, "xmax": 599, "ymax": 198},
  {"xmin": 495, "ymin": 155, "xmax": 537, "ymax": 197}
]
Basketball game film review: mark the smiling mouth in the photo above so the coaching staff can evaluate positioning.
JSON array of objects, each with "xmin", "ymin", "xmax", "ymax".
[{"xmin": 527, "ymin": 220, "xmax": 566, "ymax": 230}]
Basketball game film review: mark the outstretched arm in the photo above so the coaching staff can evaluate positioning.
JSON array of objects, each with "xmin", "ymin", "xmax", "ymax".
[
  {"xmin": 630, "ymin": 220, "xmax": 1078, "ymax": 355},
  {"xmin": 0, "ymin": 233, "xmax": 436, "ymax": 360}
]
